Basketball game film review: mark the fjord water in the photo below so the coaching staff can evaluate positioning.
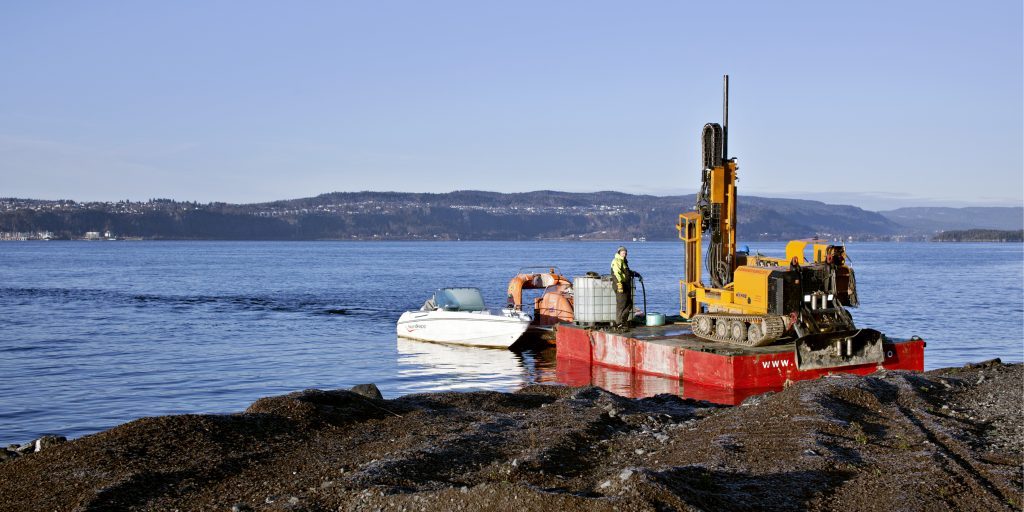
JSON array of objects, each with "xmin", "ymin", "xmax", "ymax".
[{"xmin": 1, "ymin": 241, "xmax": 1021, "ymax": 445}]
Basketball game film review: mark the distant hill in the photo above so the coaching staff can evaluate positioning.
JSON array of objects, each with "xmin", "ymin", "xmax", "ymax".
[
  {"xmin": 740, "ymin": 196, "xmax": 898, "ymax": 240},
  {"xmin": 247, "ymin": 191, "xmax": 902, "ymax": 241},
  {"xmin": 0, "ymin": 192, "xmax": 1013, "ymax": 241},
  {"xmin": 879, "ymin": 207, "xmax": 1023, "ymax": 233}
]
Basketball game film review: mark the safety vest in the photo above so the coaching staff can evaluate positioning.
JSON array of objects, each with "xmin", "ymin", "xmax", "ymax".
[{"xmin": 611, "ymin": 253, "xmax": 630, "ymax": 284}]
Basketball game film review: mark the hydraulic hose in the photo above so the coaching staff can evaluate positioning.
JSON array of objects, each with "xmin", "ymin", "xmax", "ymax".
[{"xmin": 634, "ymin": 274, "xmax": 647, "ymax": 320}]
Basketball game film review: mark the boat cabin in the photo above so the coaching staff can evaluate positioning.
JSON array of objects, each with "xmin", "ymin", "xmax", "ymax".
[{"xmin": 423, "ymin": 287, "xmax": 488, "ymax": 312}]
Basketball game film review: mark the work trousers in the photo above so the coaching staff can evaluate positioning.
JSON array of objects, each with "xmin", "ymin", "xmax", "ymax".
[{"xmin": 615, "ymin": 288, "xmax": 633, "ymax": 326}]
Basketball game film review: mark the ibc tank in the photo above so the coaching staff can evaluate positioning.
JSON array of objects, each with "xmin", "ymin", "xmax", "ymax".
[{"xmin": 573, "ymin": 275, "xmax": 617, "ymax": 324}]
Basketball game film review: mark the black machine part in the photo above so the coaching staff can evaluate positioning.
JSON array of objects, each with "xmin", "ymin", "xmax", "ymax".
[
  {"xmin": 790, "ymin": 262, "xmax": 883, "ymax": 370},
  {"xmin": 766, "ymin": 263, "xmax": 860, "ymax": 317},
  {"xmin": 795, "ymin": 328, "xmax": 885, "ymax": 371}
]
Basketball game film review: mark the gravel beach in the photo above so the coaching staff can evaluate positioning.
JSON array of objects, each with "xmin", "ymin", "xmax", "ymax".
[{"xmin": 1, "ymin": 361, "xmax": 1020, "ymax": 511}]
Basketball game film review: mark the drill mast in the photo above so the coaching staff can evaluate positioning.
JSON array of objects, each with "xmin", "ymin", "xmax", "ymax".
[{"xmin": 694, "ymin": 75, "xmax": 738, "ymax": 289}]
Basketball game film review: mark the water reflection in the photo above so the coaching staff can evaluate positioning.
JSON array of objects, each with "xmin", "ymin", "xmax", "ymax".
[
  {"xmin": 552, "ymin": 357, "xmax": 780, "ymax": 405},
  {"xmin": 395, "ymin": 336, "xmax": 776, "ymax": 406},
  {"xmin": 395, "ymin": 338, "xmax": 535, "ymax": 394}
]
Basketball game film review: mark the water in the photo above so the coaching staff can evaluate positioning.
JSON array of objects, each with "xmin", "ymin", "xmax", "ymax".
[{"xmin": 1, "ymin": 241, "xmax": 1021, "ymax": 445}]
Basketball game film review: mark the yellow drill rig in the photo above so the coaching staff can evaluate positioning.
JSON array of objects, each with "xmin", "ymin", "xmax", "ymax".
[{"xmin": 677, "ymin": 76, "xmax": 884, "ymax": 371}]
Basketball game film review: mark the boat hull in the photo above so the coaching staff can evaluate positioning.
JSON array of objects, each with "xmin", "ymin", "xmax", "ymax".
[{"xmin": 396, "ymin": 310, "xmax": 530, "ymax": 349}]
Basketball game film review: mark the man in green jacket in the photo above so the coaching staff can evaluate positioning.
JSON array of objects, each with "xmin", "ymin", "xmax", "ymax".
[{"xmin": 611, "ymin": 246, "xmax": 641, "ymax": 329}]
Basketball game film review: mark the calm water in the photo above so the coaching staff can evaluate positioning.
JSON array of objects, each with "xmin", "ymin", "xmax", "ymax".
[{"xmin": 1, "ymin": 241, "xmax": 1021, "ymax": 445}]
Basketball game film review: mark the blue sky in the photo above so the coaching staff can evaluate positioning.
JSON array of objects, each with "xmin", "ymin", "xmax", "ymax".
[{"xmin": 1, "ymin": 1, "xmax": 1021, "ymax": 210}]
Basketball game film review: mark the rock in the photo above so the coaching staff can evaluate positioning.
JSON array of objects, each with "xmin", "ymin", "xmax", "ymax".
[
  {"xmin": 965, "ymin": 358, "xmax": 1002, "ymax": 369},
  {"xmin": 654, "ymin": 433, "xmax": 669, "ymax": 443},
  {"xmin": 34, "ymin": 435, "xmax": 66, "ymax": 452},
  {"xmin": 740, "ymin": 391, "xmax": 775, "ymax": 407},
  {"xmin": 231, "ymin": 504, "xmax": 253, "ymax": 512},
  {"xmin": 349, "ymin": 383, "xmax": 383, "ymax": 400},
  {"xmin": 0, "ymin": 449, "xmax": 17, "ymax": 462},
  {"xmin": 287, "ymin": 496, "xmax": 300, "ymax": 505},
  {"xmin": 619, "ymin": 468, "xmax": 634, "ymax": 480},
  {"xmin": 15, "ymin": 443, "xmax": 35, "ymax": 455}
]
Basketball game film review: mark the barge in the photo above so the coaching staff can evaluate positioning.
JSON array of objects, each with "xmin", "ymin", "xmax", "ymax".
[
  {"xmin": 554, "ymin": 323, "xmax": 925, "ymax": 405},
  {"xmin": 551, "ymin": 76, "xmax": 926, "ymax": 404}
]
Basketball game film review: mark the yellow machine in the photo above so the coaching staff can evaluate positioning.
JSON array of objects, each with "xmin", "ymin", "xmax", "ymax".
[{"xmin": 677, "ymin": 76, "xmax": 883, "ymax": 370}]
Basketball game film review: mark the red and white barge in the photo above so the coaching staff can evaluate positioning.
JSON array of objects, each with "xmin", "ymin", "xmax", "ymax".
[{"xmin": 554, "ymin": 323, "xmax": 925, "ymax": 405}]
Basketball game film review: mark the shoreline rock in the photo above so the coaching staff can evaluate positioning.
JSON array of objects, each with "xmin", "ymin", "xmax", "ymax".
[
  {"xmin": 0, "ymin": 435, "xmax": 66, "ymax": 464},
  {"xmin": 0, "ymin": 364, "xmax": 1020, "ymax": 511}
]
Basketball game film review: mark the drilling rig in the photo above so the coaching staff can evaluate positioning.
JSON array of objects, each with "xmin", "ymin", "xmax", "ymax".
[{"xmin": 677, "ymin": 76, "xmax": 884, "ymax": 371}]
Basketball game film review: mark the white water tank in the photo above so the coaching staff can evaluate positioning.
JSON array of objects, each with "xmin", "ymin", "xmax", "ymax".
[{"xmin": 573, "ymin": 275, "xmax": 617, "ymax": 324}]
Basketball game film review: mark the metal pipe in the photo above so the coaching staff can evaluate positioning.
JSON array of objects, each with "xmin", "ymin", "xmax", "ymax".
[{"xmin": 722, "ymin": 74, "xmax": 729, "ymax": 161}]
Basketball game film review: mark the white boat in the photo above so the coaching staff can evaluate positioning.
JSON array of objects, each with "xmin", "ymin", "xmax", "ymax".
[{"xmin": 396, "ymin": 288, "xmax": 531, "ymax": 349}]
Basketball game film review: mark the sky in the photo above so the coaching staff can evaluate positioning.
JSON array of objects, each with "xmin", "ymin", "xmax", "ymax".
[{"xmin": 1, "ymin": 1, "xmax": 1021, "ymax": 210}]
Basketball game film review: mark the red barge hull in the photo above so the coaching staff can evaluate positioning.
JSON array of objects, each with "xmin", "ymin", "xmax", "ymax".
[{"xmin": 554, "ymin": 323, "xmax": 925, "ymax": 404}]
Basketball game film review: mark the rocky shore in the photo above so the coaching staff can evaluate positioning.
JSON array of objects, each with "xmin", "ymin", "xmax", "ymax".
[{"xmin": 1, "ymin": 361, "xmax": 1020, "ymax": 511}]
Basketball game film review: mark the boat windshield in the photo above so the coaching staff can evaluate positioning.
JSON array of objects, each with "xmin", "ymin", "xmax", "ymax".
[{"xmin": 434, "ymin": 288, "xmax": 487, "ymax": 312}]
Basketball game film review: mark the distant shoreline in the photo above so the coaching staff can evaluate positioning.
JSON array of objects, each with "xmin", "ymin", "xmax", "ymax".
[
  {"xmin": 932, "ymin": 229, "xmax": 1023, "ymax": 243},
  {"xmin": 2, "ymin": 194, "xmax": 1021, "ymax": 243}
]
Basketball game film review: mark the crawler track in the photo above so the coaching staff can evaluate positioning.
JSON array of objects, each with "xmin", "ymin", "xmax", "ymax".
[{"xmin": 691, "ymin": 313, "xmax": 786, "ymax": 347}]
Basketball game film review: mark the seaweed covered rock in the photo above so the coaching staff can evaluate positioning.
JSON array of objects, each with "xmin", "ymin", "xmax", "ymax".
[{"xmin": 246, "ymin": 388, "xmax": 409, "ymax": 428}]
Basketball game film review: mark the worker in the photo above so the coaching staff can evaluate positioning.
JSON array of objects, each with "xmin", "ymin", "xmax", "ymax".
[{"xmin": 611, "ymin": 246, "xmax": 641, "ymax": 330}]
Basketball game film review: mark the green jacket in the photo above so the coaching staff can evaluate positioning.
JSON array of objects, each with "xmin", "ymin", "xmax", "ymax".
[{"xmin": 611, "ymin": 253, "xmax": 631, "ymax": 285}]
